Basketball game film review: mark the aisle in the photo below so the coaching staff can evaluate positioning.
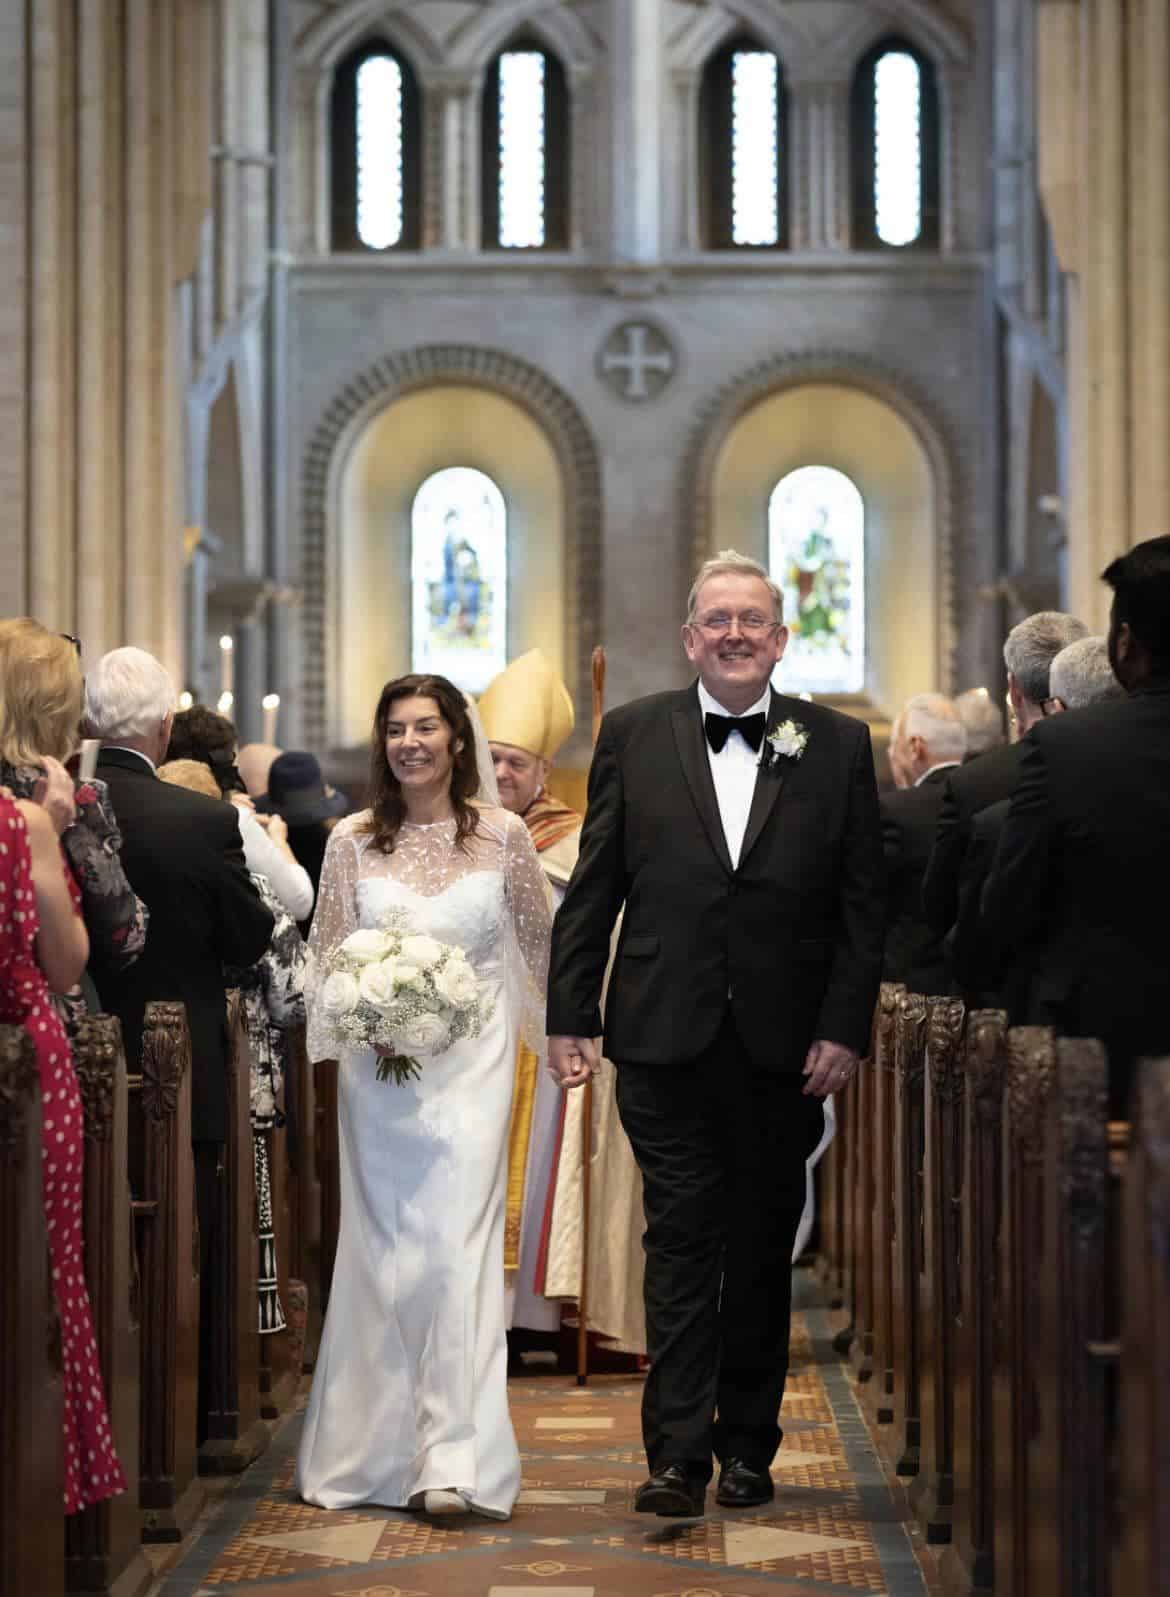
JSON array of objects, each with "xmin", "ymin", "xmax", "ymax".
[{"xmin": 156, "ymin": 1283, "xmax": 931, "ymax": 1597}]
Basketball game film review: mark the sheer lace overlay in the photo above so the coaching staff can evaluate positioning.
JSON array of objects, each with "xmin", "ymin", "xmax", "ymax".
[{"xmin": 305, "ymin": 807, "xmax": 551, "ymax": 1065}]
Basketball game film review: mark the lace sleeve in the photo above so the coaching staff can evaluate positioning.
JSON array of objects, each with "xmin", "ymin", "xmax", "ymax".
[
  {"xmin": 304, "ymin": 821, "xmax": 362, "ymax": 1062},
  {"xmin": 502, "ymin": 812, "xmax": 553, "ymax": 1054}
]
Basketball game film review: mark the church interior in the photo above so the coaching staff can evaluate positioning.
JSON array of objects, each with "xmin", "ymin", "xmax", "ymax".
[{"xmin": 2, "ymin": 2, "xmax": 1168, "ymax": 1595}]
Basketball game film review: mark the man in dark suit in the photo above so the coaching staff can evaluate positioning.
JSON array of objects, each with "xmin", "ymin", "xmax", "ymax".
[
  {"xmin": 547, "ymin": 552, "xmax": 884, "ymax": 1517},
  {"xmin": 84, "ymin": 647, "xmax": 274, "ymax": 1437},
  {"xmin": 949, "ymin": 636, "xmax": 1124, "ymax": 1009},
  {"xmin": 921, "ymin": 610, "xmax": 1088, "ymax": 945},
  {"xmin": 981, "ymin": 538, "xmax": 1170, "ymax": 1117},
  {"xmin": 879, "ymin": 693, "xmax": 965, "ymax": 992}
]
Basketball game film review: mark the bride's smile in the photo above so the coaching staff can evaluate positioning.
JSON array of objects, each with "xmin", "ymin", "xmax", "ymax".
[{"xmin": 384, "ymin": 696, "xmax": 464, "ymax": 802}]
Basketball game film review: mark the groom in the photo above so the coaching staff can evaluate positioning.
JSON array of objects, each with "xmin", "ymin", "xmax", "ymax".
[{"xmin": 547, "ymin": 550, "xmax": 884, "ymax": 1516}]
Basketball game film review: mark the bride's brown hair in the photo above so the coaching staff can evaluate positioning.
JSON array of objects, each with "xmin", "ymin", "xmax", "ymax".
[{"xmin": 360, "ymin": 674, "xmax": 483, "ymax": 854}]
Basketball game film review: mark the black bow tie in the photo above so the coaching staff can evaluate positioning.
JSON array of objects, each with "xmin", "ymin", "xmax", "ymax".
[{"xmin": 704, "ymin": 711, "xmax": 766, "ymax": 754}]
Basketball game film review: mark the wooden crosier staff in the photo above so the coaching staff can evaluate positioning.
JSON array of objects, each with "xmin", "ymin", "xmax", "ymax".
[{"xmin": 577, "ymin": 645, "xmax": 606, "ymax": 1385}]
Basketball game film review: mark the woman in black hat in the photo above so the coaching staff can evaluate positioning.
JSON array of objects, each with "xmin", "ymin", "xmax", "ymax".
[{"xmin": 260, "ymin": 751, "xmax": 350, "ymax": 937}]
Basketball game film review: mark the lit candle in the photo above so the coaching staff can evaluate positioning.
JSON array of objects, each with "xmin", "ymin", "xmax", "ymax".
[
  {"xmin": 219, "ymin": 634, "xmax": 234, "ymax": 695},
  {"xmin": 217, "ymin": 690, "xmax": 234, "ymax": 716},
  {"xmin": 178, "ymin": 690, "xmax": 194, "ymax": 711},
  {"xmin": 261, "ymin": 693, "xmax": 280, "ymax": 746}
]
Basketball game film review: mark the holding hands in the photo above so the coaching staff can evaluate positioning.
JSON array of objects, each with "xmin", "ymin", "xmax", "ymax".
[{"xmin": 548, "ymin": 1035, "xmax": 600, "ymax": 1090}]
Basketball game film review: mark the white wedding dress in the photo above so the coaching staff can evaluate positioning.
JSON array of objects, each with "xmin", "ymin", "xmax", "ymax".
[{"xmin": 295, "ymin": 808, "xmax": 551, "ymax": 1518}]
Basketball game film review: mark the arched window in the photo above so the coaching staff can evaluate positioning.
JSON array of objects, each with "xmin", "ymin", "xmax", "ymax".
[
  {"xmin": 411, "ymin": 467, "xmax": 508, "ymax": 691},
  {"xmin": 330, "ymin": 40, "xmax": 422, "ymax": 251},
  {"xmin": 481, "ymin": 40, "xmax": 570, "ymax": 249},
  {"xmin": 769, "ymin": 466, "xmax": 866, "ymax": 694},
  {"xmin": 699, "ymin": 36, "xmax": 787, "ymax": 250},
  {"xmin": 851, "ymin": 37, "xmax": 940, "ymax": 249}
]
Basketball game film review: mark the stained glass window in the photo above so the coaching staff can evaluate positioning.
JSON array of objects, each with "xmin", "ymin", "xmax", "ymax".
[
  {"xmin": 731, "ymin": 52, "xmax": 779, "ymax": 246},
  {"xmin": 769, "ymin": 466, "xmax": 865, "ymax": 695},
  {"xmin": 499, "ymin": 51, "xmax": 546, "ymax": 248},
  {"xmin": 411, "ymin": 468, "xmax": 508, "ymax": 693},
  {"xmin": 874, "ymin": 51, "xmax": 921, "ymax": 246},
  {"xmin": 356, "ymin": 55, "xmax": 404, "ymax": 248}
]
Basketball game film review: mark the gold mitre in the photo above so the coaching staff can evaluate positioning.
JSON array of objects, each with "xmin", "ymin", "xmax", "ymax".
[{"xmin": 478, "ymin": 649, "xmax": 575, "ymax": 762}]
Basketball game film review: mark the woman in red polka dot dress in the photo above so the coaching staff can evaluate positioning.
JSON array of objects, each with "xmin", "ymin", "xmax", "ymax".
[{"xmin": 0, "ymin": 787, "xmax": 126, "ymax": 1512}]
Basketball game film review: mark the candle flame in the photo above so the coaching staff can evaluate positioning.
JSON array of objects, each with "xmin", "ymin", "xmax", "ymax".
[
  {"xmin": 262, "ymin": 693, "xmax": 280, "ymax": 710},
  {"xmin": 219, "ymin": 635, "xmax": 234, "ymax": 652},
  {"xmin": 178, "ymin": 691, "xmax": 194, "ymax": 710},
  {"xmin": 217, "ymin": 691, "xmax": 234, "ymax": 714}
]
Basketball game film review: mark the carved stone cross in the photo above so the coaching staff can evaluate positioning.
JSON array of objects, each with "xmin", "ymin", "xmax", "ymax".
[{"xmin": 598, "ymin": 321, "xmax": 676, "ymax": 401}]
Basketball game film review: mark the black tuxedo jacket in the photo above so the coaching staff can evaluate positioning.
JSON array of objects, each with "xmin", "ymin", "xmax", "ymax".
[
  {"xmin": 921, "ymin": 739, "xmax": 1025, "ymax": 943},
  {"xmin": 980, "ymin": 685, "xmax": 1170, "ymax": 1111},
  {"xmin": 878, "ymin": 766, "xmax": 957, "ymax": 995},
  {"xmin": 92, "ymin": 749, "xmax": 274, "ymax": 1142},
  {"xmin": 547, "ymin": 684, "xmax": 885, "ymax": 1073}
]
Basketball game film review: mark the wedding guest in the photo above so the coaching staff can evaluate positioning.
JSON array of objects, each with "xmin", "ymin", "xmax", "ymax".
[
  {"xmin": 168, "ymin": 708, "xmax": 313, "ymax": 922},
  {"xmin": 238, "ymin": 741, "xmax": 282, "ymax": 803},
  {"xmin": 260, "ymin": 750, "xmax": 349, "ymax": 934},
  {"xmin": 981, "ymin": 537, "xmax": 1170, "ymax": 1115},
  {"xmin": 0, "ymin": 785, "xmax": 126, "ymax": 1512},
  {"xmin": 84, "ymin": 646, "xmax": 274, "ymax": 1443},
  {"xmin": 159, "ymin": 757, "xmax": 308, "ymax": 1335},
  {"xmin": 922, "ymin": 610, "xmax": 1088, "ymax": 944},
  {"xmin": 879, "ymin": 694, "xmax": 966, "ymax": 992},
  {"xmin": 296, "ymin": 676, "xmax": 551, "ymax": 1520},
  {"xmin": 955, "ymin": 687, "xmax": 1005, "ymax": 758},
  {"xmin": 0, "ymin": 618, "xmax": 147, "ymax": 1022},
  {"xmin": 950, "ymin": 636, "xmax": 1125, "ymax": 1010}
]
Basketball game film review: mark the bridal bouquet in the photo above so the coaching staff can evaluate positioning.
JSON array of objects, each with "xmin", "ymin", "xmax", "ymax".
[{"xmin": 316, "ymin": 911, "xmax": 493, "ymax": 1084}]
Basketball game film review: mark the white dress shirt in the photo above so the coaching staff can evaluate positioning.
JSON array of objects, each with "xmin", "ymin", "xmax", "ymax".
[{"xmin": 696, "ymin": 680, "xmax": 771, "ymax": 869}]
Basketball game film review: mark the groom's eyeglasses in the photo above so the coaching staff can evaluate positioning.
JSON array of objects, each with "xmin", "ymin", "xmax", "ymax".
[{"xmin": 691, "ymin": 613, "xmax": 781, "ymax": 637}]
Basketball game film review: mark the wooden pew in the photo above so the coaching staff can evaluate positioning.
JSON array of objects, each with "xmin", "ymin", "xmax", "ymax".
[
  {"xmin": 885, "ymin": 990, "xmax": 928, "ymax": 1477},
  {"xmin": 284, "ymin": 1019, "xmax": 320, "ymax": 1351},
  {"xmin": 198, "ymin": 991, "xmax": 269, "ymax": 1474},
  {"xmin": 940, "ymin": 1007, "xmax": 1006, "ymax": 1597},
  {"xmin": 315, "ymin": 1058, "xmax": 340, "ymax": 1310},
  {"xmin": 912, "ymin": 995, "xmax": 966, "ymax": 1543},
  {"xmin": 66, "ymin": 1017, "xmax": 152, "ymax": 1597},
  {"xmin": 1115, "ymin": 1058, "xmax": 1170, "ymax": 1594},
  {"xmin": 0, "ymin": 1025, "xmax": 63, "ymax": 1597},
  {"xmin": 993, "ymin": 1026, "xmax": 1058, "ymax": 1597},
  {"xmin": 860, "ymin": 981, "xmax": 903, "ymax": 1422},
  {"xmin": 1025, "ymin": 1036, "xmax": 1112, "ymax": 1597},
  {"xmin": 130, "ymin": 1001, "xmax": 204, "ymax": 1543}
]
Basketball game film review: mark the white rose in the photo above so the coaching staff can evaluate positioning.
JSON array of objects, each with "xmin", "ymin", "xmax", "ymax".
[
  {"xmin": 400, "ymin": 934, "xmax": 444, "ymax": 971},
  {"xmin": 358, "ymin": 959, "xmax": 399, "ymax": 1012},
  {"xmin": 396, "ymin": 1011, "xmax": 450, "ymax": 1054},
  {"xmin": 321, "ymin": 970, "xmax": 360, "ymax": 1017},
  {"xmin": 391, "ymin": 959, "xmax": 423, "ymax": 991},
  {"xmin": 433, "ymin": 957, "xmax": 479, "ymax": 1010},
  {"xmin": 339, "ymin": 928, "xmax": 395, "ymax": 965}
]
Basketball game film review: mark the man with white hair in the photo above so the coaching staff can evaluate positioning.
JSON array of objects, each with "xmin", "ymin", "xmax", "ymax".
[
  {"xmin": 86, "ymin": 647, "xmax": 273, "ymax": 1444},
  {"xmin": 954, "ymin": 687, "xmax": 1005, "ymax": 759},
  {"xmin": 922, "ymin": 610, "xmax": 1088, "ymax": 945},
  {"xmin": 879, "ymin": 694, "xmax": 966, "ymax": 991},
  {"xmin": 1048, "ymin": 635, "xmax": 1127, "ymax": 711}
]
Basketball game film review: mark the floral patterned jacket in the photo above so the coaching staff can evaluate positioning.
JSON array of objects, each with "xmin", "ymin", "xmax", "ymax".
[
  {"xmin": 1, "ymin": 763, "xmax": 149, "ymax": 1029},
  {"xmin": 226, "ymin": 874, "xmax": 307, "ymax": 1130}
]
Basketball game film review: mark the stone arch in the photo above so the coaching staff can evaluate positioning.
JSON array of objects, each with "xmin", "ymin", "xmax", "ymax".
[
  {"xmin": 300, "ymin": 345, "xmax": 602, "ymax": 752},
  {"xmin": 445, "ymin": 2, "xmax": 602, "ymax": 74},
  {"xmin": 294, "ymin": 1, "xmax": 444, "ymax": 75},
  {"xmin": 681, "ymin": 350, "xmax": 963, "ymax": 690}
]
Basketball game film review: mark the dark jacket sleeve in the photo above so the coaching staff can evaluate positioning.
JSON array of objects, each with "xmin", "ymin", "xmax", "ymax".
[
  {"xmin": 921, "ymin": 773, "xmax": 963, "ymax": 940},
  {"xmin": 213, "ymin": 807, "xmax": 275, "ymax": 970},
  {"xmin": 950, "ymin": 799, "xmax": 1008, "ymax": 997},
  {"xmin": 978, "ymin": 736, "xmax": 1051, "ymax": 959},
  {"xmin": 815, "ymin": 726, "xmax": 885, "ymax": 1054},
  {"xmin": 546, "ymin": 712, "xmax": 626, "ymax": 1038}
]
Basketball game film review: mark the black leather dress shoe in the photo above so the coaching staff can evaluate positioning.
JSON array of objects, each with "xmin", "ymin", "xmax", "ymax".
[
  {"xmin": 634, "ymin": 1464, "xmax": 706, "ymax": 1517},
  {"xmin": 715, "ymin": 1458, "xmax": 774, "ymax": 1508}
]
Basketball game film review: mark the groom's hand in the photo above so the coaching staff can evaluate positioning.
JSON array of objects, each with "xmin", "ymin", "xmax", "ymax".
[
  {"xmin": 802, "ymin": 1039, "xmax": 859, "ymax": 1098},
  {"xmin": 548, "ymin": 1035, "xmax": 599, "ymax": 1090}
]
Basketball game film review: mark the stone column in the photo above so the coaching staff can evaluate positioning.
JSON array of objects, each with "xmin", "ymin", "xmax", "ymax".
[
  {"xmin": 609, "ymin": 0, "xmax": 661, "ymax": 263},
  {"xmin": 670, "ymin": 67, "xmax": 701, "ymax": 251},
  {"xmin": 788, "ymin": 78, "xmax": 851, "ymax": 252},
  {"xmin": 426, "ymin": 70, "xmax": 476, "ymax": 251}
]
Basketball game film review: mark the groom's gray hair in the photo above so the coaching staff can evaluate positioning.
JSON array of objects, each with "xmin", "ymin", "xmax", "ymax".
[{"xmin": 687, "ymin": 550, "xmax": 784, "ymax": 624}]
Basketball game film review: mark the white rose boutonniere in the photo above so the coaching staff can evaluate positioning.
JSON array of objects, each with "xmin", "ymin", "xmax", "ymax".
[{"xmin": 761, "ymin": 718, "xmax": 811, "ymax": 772}]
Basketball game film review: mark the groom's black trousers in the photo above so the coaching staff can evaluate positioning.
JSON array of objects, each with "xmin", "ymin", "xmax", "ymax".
[{"xmin": 615, "ymin": 1007, "xmax": 824, "ymax": 1480}]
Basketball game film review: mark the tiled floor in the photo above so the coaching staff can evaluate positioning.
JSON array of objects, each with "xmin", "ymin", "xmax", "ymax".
[{"xmin": 154, "ymin": 1283, "xmax": 931, "ymax": 1597}]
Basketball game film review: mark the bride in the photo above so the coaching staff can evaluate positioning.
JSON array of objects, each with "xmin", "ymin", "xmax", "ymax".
[{"xmin": 296, "ymin": 673, "xmax": 553, "ymax": 1520}]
